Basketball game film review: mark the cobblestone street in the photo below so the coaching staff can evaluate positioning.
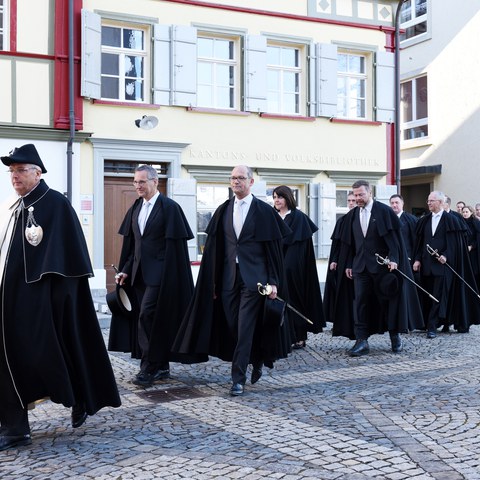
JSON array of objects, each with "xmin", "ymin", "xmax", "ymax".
[{"xmin": 1, "ymin": 323, "xmax": 480, "ymax": 479}]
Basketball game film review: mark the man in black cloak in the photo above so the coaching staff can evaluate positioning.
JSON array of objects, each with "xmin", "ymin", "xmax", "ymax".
[
  {"xmin": 0, "ymin": 144, "xmax": 121, "ymax": 451},
  {"xmin": 413, "ymin": 191, "xmax": 480, "ymax": 337},
  {"xmin": 173, "ymin": 165, "xmax": 292, "ymax": 396},
  {"xmin": 334, "ymin": 180, "xmax": 424, "ymax": 355},
  {"xmin": 115, "ymin": 165, "xmax": 194, "ymax": 387}
]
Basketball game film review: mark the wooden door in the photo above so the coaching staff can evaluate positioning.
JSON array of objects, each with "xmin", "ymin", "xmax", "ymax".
[{"xmin": 104, "ymin": 177, "xmax": 166, "ymax": 291}]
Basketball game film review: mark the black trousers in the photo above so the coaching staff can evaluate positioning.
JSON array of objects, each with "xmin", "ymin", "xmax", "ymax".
[
  {"xmin": 134, "ymin": 283, "xmax": 169, "ymax": 373},
  {"xmin": 0, "ymin": 361, "xmax": 30, "ymax": 436},
  {"xmin": 222, "ymin": 266, "xmax": 263, "ymax": 385}
]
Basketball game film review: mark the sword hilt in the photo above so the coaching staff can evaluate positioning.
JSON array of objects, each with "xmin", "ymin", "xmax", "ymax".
[{"xmin": 426, "ymin": 244, "xmax": 439, "ymax": 257}]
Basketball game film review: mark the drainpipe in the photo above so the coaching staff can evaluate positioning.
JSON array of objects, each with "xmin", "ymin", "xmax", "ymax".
[
  {"xmin": 66, "ymin": 0, "xmax": 74, "ymax": 202},
  {"xmin": 394, "ymin": 0, "xmax": 407, "ymax": 193}
]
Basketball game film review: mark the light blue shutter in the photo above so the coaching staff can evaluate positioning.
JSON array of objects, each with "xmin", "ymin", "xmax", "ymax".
[
  {"xmin": 244, "ymin": 35, "xmax": 267, "ymax": 112},
  {"xmin": 153, "ymin": 24, "xmax": 172, "ymax": 105},
  {"xmin": 167, "ymin": 178, "xmax": 197, "ymax": 261},
  {"xmin": 316, "ymin": 43, "xmax": 338, "ymax": 118},
  {"xmin": 375, "ymin": 51, "xmax": 395, "ymax": 123},
  {"xmin": 171, "ymin": 25, "xmax": 197, "ymax": 107},
  {"xmin": 309, "ymin": 182, "xmax": 337, "ymax": 258},
  {"xmin": 81, "ymin": 10, "xmax": 101, "ymax": 99},
  {"xmin": 308, "ymin": 42, "xmax": 317, "ymax": 117}
]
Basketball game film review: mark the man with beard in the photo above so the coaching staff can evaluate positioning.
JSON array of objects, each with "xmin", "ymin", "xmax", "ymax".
[{"xmin": 0, "ymin": 144, "xmax": 120, "ymax": 451}]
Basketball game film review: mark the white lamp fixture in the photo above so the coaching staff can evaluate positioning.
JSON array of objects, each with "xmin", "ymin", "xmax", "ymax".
[{"xmin": 135, "ymin": 115, "xmax": 159, "ymax": 130}]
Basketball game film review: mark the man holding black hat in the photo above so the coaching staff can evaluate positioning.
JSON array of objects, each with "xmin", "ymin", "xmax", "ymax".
[
  {"xmin": 0, "ymin": 144, "xmax": 121, "ymax": 451},
  {"xmin": 334, "ymin": 180, "xmax": 423, "ymax": 356}
]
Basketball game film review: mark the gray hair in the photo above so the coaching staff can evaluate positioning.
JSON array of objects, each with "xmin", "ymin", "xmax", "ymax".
[
  {"xmin": 431, "ymin": 191, "xmax": 446, "ymax": 203},
  {"xmin": 135, "ymin": 164, "xmax": 158, "ymax": 180}
]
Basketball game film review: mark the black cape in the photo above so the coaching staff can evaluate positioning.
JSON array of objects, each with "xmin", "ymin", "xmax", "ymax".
[
  {"xmin": 333, "ymin": 201, "xmax": 424, "ymax": 338},
  {"xmin": 172, "ymin": 196, "xmax": 292, "ymax": 366},
  {"xmin": 110, "ymin": 196, "xmax": 195, "ymax": 364},
  {"xmin": 0, "ymin": 180, "xmax": 120, "ymax": 414},
  {"xmin": 282, "ymin": 209, "xmax": 325, "ymax": 341},
  {"xmin": 414, "ymin": 212, "xmax": 480, "ymax": 331}
]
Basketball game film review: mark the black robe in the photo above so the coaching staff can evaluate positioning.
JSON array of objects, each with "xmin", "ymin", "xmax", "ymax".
[
  {"xmin": 110, "ymin": 196, "xmax": 195, "ymax": 364},
  {"xmin": 172, "ymin": 196, "xmax": 292, "ymax": 366},
  {"xmin": 464, "ymin": 215, "xmax": 480, "ymax": 288},
  {"xmin": 333, "ymin": 202, "xmax": 424, "ymax": 338},
  {"xmin": 0, "ymin": 180, "xmax": 120, "ymax": 415},
  {"xmin": 414, "ymin": 212, "xmax": 480, "ymax": 331},
  {"xmin": 282, "ymin": 209, "xmax": 325, "ymax": 341}
]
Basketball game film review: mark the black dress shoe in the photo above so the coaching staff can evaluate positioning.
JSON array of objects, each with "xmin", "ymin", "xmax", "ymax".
[
  {"xmin": 348, "ymin": 339, "xmax": 370, "ymax": 357},
  {"xmin": 71, "ymin": 403, "xmax": 88, "ymax": 428},
  {"xmin": 0, "ymin": 434, "xmax": 32, "ymax": 451},
  {"xmin": 251, "ymin": 366, "xmax": 263, "ymax": 385},
  {"xmin": 132, "ymin": 371, "xmax": 153, "ymax": 387},
  {"xmin": 427, "ymin": 330, "xmax": 436, "ymax": 339},
  {"xmin": 389, "ymin": 333, "xmax": 403, "ymax": 353},
  {"xmin": 152, "ymin": 369, "xmax": 171, "ymax": 382},
  {"xmin": 230, "ymin": 383, "xmax": 244, "ymax": 396}
]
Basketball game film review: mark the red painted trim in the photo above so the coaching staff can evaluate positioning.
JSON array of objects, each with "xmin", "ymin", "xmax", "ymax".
[
  {"xmin": 386, "ymin": 122, "xmax": 395, "ymax": 185},
  {"xmin": 187, "ymin": 106, "xmax": 250, "ymax": 116},
  {"xmin": 260, "ymin": 113, "xmax": 315, "ymax": 122},
  {"xmin": 330, "ymin": 118, "xmax": 381, "ymax": 126},
  {"xmin": 0, "ymin": 51, "xmax": 55, "ymax": 60},
  {"xmin": 161, "ymin": 0, "xmax": 395, "ymax": 32},
  {"xmin": 9, "ymin": 0, "xmax": 17, "ymax": 51},
  {"xmin": 53, "ymin": 0, "xmax": 83, "ymax": 130},
  {"xmin": 93, "ymin": 99, "xmax": 161, "ymax": 109}
]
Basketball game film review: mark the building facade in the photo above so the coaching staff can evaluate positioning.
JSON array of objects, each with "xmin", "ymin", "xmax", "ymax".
[
  {"xmin": 398, "ymin": 0, "xmax": 480, "ymax": 214},
  {"xmin": 1, "ymin": 0, "xmax": 401, "ymax": 292}
]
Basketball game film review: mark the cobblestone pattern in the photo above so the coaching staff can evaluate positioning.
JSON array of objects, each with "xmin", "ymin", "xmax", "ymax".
[{"xmin": 1, "ymin": 326, "xmax": 480, "ymax": 479}]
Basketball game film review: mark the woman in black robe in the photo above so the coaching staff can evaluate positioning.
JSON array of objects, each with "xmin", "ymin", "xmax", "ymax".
[
  {"xmin": 461, "ymin": 205, "xmax": 480, "ymax": 291},
  {"xmin": 272, "ymin": 186, "xmax": 325, "ymax": 349}
]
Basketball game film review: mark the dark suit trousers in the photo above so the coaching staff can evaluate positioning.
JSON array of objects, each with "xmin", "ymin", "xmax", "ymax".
[
  {"xmin": 134, "ymin": 284, "xmax": 169, "ymax": 373},
  {"xmin": 422, "ymin": 275, "xmax": 446, "ymax": 330},
  {"xmin": 0, "ymin": 361, "xmax": 30, "ymax": 435},
  {"xmin": 222, "ymin": 266, "xmax": 263, "ymax": 385}
]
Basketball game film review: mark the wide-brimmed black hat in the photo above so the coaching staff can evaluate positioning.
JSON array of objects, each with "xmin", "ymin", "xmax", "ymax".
[
  {"xmin": 106, "ymin": 284, "xmax": 134, "ymax": 316},
  {"xmin": 263, "ymin": 297, "xmax": 286, "ymax": 327},
  {"xmin": 1, "ymin": 144, "xmax": 47, "ymax": 173},
  {"xmin": 374, "ymin": 269, "xmax": 403, "ymax": 299}
]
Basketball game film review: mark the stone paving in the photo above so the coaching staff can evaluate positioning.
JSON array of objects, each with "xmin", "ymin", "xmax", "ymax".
[{"xmin": 2, "ymin": 322, "xmax": 480, "ymax": 479}]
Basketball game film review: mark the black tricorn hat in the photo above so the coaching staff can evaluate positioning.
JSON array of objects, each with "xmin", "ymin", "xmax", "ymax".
[
  {"xmin": 1, "ymin": 144, "xmax": 47, "ymax": 173},
  {"xmin": 374, "ymin": 269, "xmax": 403, "ymax": 299},
  {"xmin": 263, "ymin": 297, "xmax": 286, "ymax": 327},
  {"xmin": 106, "ymin": 284, "xmax": 134, "ymax": 317}
]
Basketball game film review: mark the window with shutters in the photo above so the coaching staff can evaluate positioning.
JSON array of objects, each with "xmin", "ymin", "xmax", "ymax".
[
  {"xmin": 401, "ymin": 75, "xmax": 428, "ymax": 140},
  {"xmin": 0, "ymin": 0, "xmax": 8, "ymax": 51},
  {"xmin": 101, "ymin": 22, "xmax": 150, "ymax": 102},
  {"xmin": 266, "ymin": 42, "xmax": 305, "ymax": 115},
  {"xmin": 197, "ymin": 34, "xmax": 239, "ymax": 109},
  {"xmin": 337, "ymin": 52, "xmax": 369, "ymax": 120},
  {"xmin": 400, "ymin": 0, "xmax": 429, "ymax": 44}
]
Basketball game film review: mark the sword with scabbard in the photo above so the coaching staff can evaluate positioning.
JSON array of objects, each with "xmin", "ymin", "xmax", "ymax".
[
  {"xmin": 375, "ymin": 253, "xmax": 439, "ymax": 303},
  {"xmin": 426, "ymin": 244, "xmax": 480, "ymax": 300},
  {"xmin": 257, "ymin": 283, "xmax": 313, "ymax": 324}
]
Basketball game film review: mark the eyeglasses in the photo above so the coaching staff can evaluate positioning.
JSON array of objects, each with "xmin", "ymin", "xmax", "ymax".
[
  {"xmin": 7, "ymin": 167, "xmax": 37, "ymax": 174},
  {"xmin": 229, "ymin": 176, "xmax": 248, "ymax": 182},
  {"xmin": 426, "ymin": 199, "xmax": 441, "ymax": 204},
  {"xmin": 133, "ymin": 179, "xmax": 153, "ymax": 186}
]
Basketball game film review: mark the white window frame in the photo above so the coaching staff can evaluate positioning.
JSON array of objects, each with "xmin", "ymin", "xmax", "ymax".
[
  {"xmin": 100, "ymin": 21, "xmax": 150, "ymax": 103},
  {"xmin": 196, "ymin": 33, "xmax": 240, "ymax": 110},
  {"xmin": 0, "ymin": 0, "xmax": 9, "ymax": 51},
  {"xmin": 401, "ymin": 75, "xmax": 428, "ymax": 141},
  {"xmin": 337, "ymin": 51, "xmax": 371, "ymax": 120},
  {"xmin": 266, "ymin": 41, "xmax": 306, "ymax": 116},
  {"xmin": 400, "ymin": 0, "xmax": 431, "ymax": 47}
]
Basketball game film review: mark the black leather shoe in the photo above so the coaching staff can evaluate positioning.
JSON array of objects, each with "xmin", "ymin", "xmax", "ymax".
[
  {"xmin": 251, "ymin": 365, "xmax": 263, "ymax": 385},
  {"xmin": 427, "ymin": 330, "xmax": 436, "ymax": 339},
  {"xmin": 348, "ymin": 339, "xmax": 369, "ymax": 357},
  {"xmin": 0, "ymin": 434, "xmax": 32, "ymax": 451},
  {"xmin": 390, "ymin": 333, "xmax": 403, "ymax": 353},
  {"xmin": 152, "ymin": 369, "xmax": 170, "ymax": 382},
  {"xmin": 230, "ymin": 383, "xmax": 244, "ymax": 396},
  {"xmin": 71, "ymin": 403, "xmax": 88, "ymax": 428},
  {"xmin": 441, "ymin": 325, "xmax": 450, "ymax": 333},
  {"xmin": 132, "ymin": 371, "xmax": 153, "ymax": 387}
]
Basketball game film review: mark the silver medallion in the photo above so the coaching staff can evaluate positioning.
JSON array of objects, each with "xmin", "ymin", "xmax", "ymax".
[{"xmin": 25, "ymin": 206, "xmax": 43, "ymax": 246}]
